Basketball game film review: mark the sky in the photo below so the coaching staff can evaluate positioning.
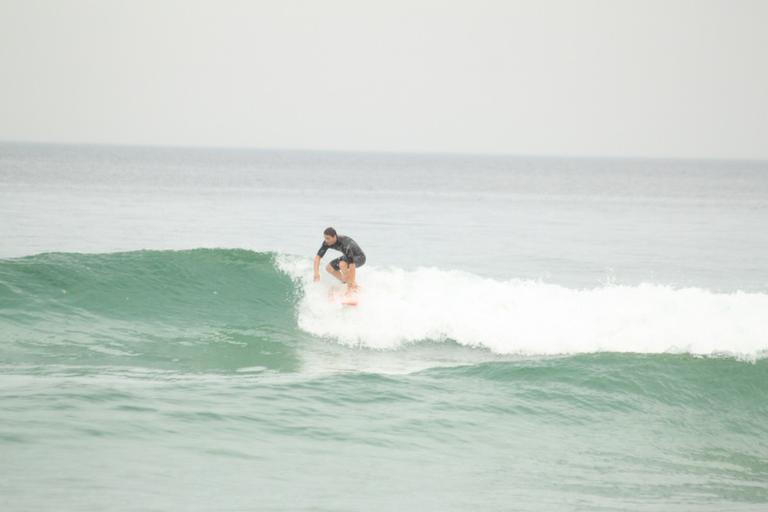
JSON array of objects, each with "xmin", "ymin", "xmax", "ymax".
[{"xmin": 0, "ymin": 0, "xmax": 766, "ymax": 159}]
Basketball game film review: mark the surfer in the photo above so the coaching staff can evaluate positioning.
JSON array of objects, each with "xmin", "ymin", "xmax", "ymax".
[{"xmin": 313, "ymin": 227, "xmax": 366, "ymax": 293}]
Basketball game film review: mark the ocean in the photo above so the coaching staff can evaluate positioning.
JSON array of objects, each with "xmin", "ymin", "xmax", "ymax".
[{"xmin": 1, "ymin": 142, "xmax": 767, "ymax": 511}]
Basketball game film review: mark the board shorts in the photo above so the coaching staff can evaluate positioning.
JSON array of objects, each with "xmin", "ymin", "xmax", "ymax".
[{"xmin": 330, "ymin": 254, "xmax": 366, "ymax": 271}]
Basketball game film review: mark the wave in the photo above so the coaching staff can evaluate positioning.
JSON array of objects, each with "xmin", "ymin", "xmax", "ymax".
[
  {"xmin": 0, "ymin": 249, "xmax": 301, "ymax": 371},
  {"xmin": 2, "ymin": 249, "xmax": 766, "ymax": 368},
  {"xmin": 278, "ymin": 255, "xmax": 768, "ymax": 360}
]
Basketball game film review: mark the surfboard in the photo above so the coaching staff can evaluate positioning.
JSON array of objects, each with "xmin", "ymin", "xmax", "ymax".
[
  {"xmin": 340, "ymin": 295, "xmax": 358, "ymax": 307},
  {"xmin": 328, "ymin": 285, "xmax": 360, "ymax": 307}
]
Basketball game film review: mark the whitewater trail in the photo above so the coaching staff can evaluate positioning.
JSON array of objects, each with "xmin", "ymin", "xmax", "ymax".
[{"xmin": 277, "ymin": 255, "xmax": 768, "ymax": 360}]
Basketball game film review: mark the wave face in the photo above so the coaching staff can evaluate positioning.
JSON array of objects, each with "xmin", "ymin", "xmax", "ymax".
[
  {"xmin": 279, "ymin": 256, "xmax": 768, "ymax": 360},
  {"xmin": 0, "ymin": 249, "xmax": 302, "ymax": 372}
]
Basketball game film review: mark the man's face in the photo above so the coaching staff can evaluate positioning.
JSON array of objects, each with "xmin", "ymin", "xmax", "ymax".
[{"xmin": 324, "ymin": 234, "xmax": 337, "ymax": 245}]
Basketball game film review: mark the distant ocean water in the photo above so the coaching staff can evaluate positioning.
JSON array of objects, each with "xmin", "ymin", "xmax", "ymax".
[{"xmin": 1, "ymin": 142, "xmax": 767, "ymax": 511}]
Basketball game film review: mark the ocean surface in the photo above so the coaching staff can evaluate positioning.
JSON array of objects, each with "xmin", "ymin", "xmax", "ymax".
[{"xmin": 1, "ymin": 142, "xmax": 767, "ymax": 511}]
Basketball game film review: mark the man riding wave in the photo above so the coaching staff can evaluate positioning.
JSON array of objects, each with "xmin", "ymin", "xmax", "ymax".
[{"xmin": 313, "ymin": 227, "xmax": 366, "ymax": 294}]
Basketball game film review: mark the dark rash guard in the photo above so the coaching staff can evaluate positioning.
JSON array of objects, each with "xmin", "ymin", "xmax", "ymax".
[{"xmin": 317, "ymin": 235, "xmax": 366, "ymax": 263}]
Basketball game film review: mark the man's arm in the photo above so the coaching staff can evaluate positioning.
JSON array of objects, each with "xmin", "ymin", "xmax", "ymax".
[
  {"xmin": 314, "ymin": 242, "xmax": 327, "ymax": 281},
  {"xmin": 313, "ymin": 255, "xmax": 321, "ymax": 281}
]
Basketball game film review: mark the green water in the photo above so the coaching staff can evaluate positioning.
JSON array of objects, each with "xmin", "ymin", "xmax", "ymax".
[
  {"xmin": 2, "ymin": 249, "xmax": 767, "ymax": 511},
  {"xmin": 0, "ymin": 249, "xmax": 300, "ymax": 372}
]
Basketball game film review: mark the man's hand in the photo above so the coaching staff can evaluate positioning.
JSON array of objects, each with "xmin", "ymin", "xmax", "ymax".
[{"xmin": 313, "ymin": 273, "xmax": 320, "ymax": 282}]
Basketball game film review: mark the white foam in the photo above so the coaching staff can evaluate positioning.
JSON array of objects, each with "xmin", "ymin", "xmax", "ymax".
[{"xmin": 276, "ymin": 256, "xmax": 768, "ymax": 359}]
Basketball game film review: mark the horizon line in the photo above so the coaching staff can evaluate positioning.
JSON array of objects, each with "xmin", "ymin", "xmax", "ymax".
[{"xmin": 1, "ymin": 138, "xmax": 767, "ymax": 164}]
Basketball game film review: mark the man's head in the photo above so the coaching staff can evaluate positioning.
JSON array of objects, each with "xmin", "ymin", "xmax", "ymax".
[{"xmin": 323, "ymin": 226, "xmax": 337, "ymax": 245}]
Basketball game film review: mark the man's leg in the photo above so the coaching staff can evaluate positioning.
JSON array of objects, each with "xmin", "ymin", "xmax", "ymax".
[
  {"xmin": 338, "ymin": 261, "xmax": 357, "ymax": 292},
  {"xmin": 325, "ymin": 263, "xmax": 346, "ymax": 283}
]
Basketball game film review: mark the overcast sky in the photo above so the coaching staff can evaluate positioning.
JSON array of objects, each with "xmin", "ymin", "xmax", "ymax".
[{"xmin": 1, "ymin": 0, "xmax": 766, "ymax": 159}]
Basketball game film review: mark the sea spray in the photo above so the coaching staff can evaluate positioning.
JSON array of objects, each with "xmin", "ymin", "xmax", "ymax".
[{"xmin": 278, "ymin": 254, "xmax": 768, "ymax": 359}]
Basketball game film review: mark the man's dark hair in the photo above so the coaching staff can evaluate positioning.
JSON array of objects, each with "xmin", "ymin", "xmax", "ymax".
[{"xmin": 324, "ymin": 227, "xmax": 337, "ymax": 237}]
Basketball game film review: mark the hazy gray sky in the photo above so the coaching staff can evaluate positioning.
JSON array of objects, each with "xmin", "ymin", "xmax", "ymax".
[{"xmin": 1, "ymin": 0, "xmax": 766, "ymax": 159}]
